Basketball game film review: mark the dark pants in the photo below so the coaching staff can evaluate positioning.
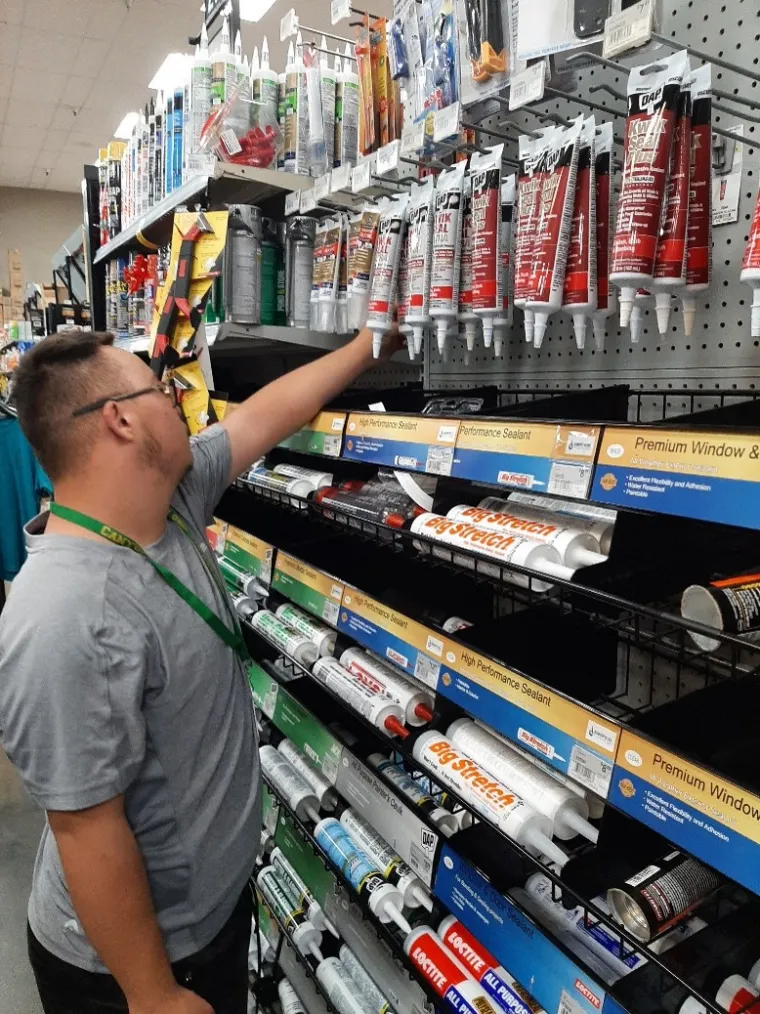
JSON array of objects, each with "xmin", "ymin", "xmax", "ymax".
[{"xmin": 28, "ymin": 888, "xmax": 253, "ymax": 1014}]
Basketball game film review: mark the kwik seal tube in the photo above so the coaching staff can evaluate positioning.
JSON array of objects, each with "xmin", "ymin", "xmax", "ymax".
[
  {"xmin": 430, "ymin": 161, "xmax": 467, "ymax": 355},
  {"xmin": 561, "ymin": 116, "xmax": 597, "ymax": 351},
  {"xmin": 493, "ymin": 175, "xmax": 516, "ymax": 358},
  {"xmin": 470, "ymin": 144, "xmax": 504, "ymax": 348},
  {"xmin": 405, "ymin": 179, "xmax": 436, "ymax": 356},
  {"xmin": 405, "ymin": 927, "xmax": 501, "ymax": 1014},
  {"xmin": 592, "ymin": 123, "xmax": 616, "ymax": 350},
  {"xmin": 367, "ymin": 753, "xmax": 460, "ymax": 835},
  {"xmin": 259, "ymin": 745, "xmax": 322, "ymax": 824},
  {"xmin": 458, "ymin": 177, "xmax": 480, "ymax": 352},
  {"xmin": 340, "ymin": 647, "xmax": 434, "ymax": 726},
  {"xmin": 683, "ymin": 65, "xmax": 713, "ymax": 336},
  {"xmin": 610, "ymin": 50, "xmax": 691, "ymax": 329},
  {"xmin": 367, "ymin": 194, "xmax": 409, "ymax": 357},
  {"xmin": 275, "ymin": 602, "xmax": 337, "ymax": 656},
  {"xmin": 514, "ymin": 134, "xmax": 547, "ymax": 345},
  {"xmin": 277, "ymin": 739, "xmax": 339, "ymax": 811}
]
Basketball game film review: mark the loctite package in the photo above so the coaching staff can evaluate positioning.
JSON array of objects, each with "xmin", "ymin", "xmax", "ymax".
[
  {"xmin": 561, "ymin": 115, "xmax": 597, "ymax": 351},
  {"xmin": 683, "ymin": 64, "xmax": 713, "ymax": 336},
  {"xmin": 610, "ymin": 50, "xmax": 690, "ymax": 330}
]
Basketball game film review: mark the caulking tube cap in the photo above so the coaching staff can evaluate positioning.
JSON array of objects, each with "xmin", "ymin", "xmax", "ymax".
[
  {"xmin": 592, "ymin": 317, "xmax": 606, "ymax": 350},
  {"xmin": 752, "ymin": 288, "xmax": 760, "ymax": 338},
  {"xmin": 523, "ymin": 308, "xmax": 534, "ymax": 343},
  {"xmin": 559, "ymin": 805, "xmax": 599, "ymax": 844},
  {"xmin": 655, "ymin": 292, "xmax": 672, "ymax": 335},
  {"xmin": 292, "ymin": 922, "xmax": 324, "ymax": 963},
  {"xmin": 680, "ymin": 584, "xmax": 722, "ymax": 652},
  {"xmin": 436, "ymin": 321, "xmax": 448, "ymax": 355},
  {"xmin": 372, "ymin": 331, "xmax": 384, "ymax": 358},
  {"xmin": 368, "ymin": 882, "xmax": 412, "ymax": 933},
  {"xmin": 482, "ymin": 318, "xmax": 494, "ymax": 348},
  {"xmin": 618, "ymin": 285, "xmax": 636, "ymax": 328},
  {"xmin": 681, "ymin": 293, "xmax": 697, "ymax": 336},
  {"xmin": 414, "ymin": 702, "xmax": 434, "ymax": 722},
  {"xmin": 716, "ymin": 975, "xmax": 759, "ymax": 1012},
  {"xmin": 570, "ymin": 545, "xmax": 608, "ymax": 568},
  {"xmin": 465, "ymin": 321, "xmax": 477, "ymax": 350},
  {"xmin": 573, "ymin": 314, "xmax": 587, "ymax": 350},
  {"xmin": 532, "ymin": 312, "xmax": 548, "ymax": 348}
]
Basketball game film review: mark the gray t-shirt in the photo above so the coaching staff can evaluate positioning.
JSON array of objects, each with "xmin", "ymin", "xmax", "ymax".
[{"xmin": 0, "ymin": 425, "xmax": 259, "ymax": 972}]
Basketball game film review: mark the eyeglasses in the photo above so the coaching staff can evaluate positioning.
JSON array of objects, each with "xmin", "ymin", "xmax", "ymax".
[{"xmin": 71, "ymin": 382, "xmax": 177, "ymax": 418}]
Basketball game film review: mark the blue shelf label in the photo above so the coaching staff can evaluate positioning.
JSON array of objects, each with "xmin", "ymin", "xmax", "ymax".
[{"xmin": 342, "ymin": 414, "xmax": 460, "ymax": 474}]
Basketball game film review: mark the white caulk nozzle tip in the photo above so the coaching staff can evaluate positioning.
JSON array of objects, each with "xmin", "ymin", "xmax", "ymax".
[
  {"xmin": 592, "ymin": 319, "xmax": 606, "ymax": 350},
  {"xmin": 372, "ymin": 333, "xmax": 383, "ymax": 359},
  {"xmin": 325, "ymin": 918, "xmax": 340, "ymax": 939},
  {"xmin": 309, "ymin": 942, "xmax": 325, "ymax": 963},
  {"xmin": 413, "ymin": 887, "xmax": 434, "ymax": 912},
  {"xmin": 630, "ymin": 308, "xmax": 643, "ymax": 344},
  {"xmin": 564, "ymin": 809, "xmax": 600, "ymax": 844},
  {"xmin": 574, "ymin": 547, "xmax": 608, "ymax": 568},
  {"xmin": 681, "ymin": 295, "xmax": 696, "ymax": 336},
  {"xmin": 523, "ymin": 309, "xmax": 534, "ymax": 343},
  {"xmin": 494, "ymin": 336, "xmax": 503, "ymax": 357},
  {"xmin": 387, "ymin": 903, "xmax": 412, "ymax": 935},
  {"xmin": 482, "ymin": 321, "xmax": 494, "ymax": 348},
  {"xmin": 618, "ymin": 290, "xmax": 635, "ymax": 329},
  {"xmin": 436, "ymin": 324, "xmax": 447, "ymax": 355},
  {"xmin": 532, "ymin": 833, "xmax": 568, "ymax": 868},
  {"xmin": 655, "ymin": 293, "xmax": 672, "ymax": 335},
  {"xmin": 465, "ymin": 325, "xmax": 476, "ymax": 351},
  {"xmin": 533, "ymin": 313, "xmax": 548, "ymax": 349},
  {"xmin": 752, "ymin": 304, "xmax": 760, "ymax": 338},
  {"xmin": 305, "ymin": 805, "xmax": 321, "ymax": 825},
  {"xmin": 573, "ymin": 314, "xmax": 587, "ymax": 350}
]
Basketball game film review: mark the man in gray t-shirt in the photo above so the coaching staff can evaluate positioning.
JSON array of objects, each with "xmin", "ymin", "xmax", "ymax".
[{"xmin": 0, "ymin": 327, "xmax": 392, "ymax": 1014}]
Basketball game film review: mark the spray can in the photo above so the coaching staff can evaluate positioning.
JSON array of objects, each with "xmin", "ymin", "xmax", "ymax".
[
  {"xmin": 250, "ymin": 611, "xmax": 319, "ymax": 668},
  {"xmin": 259, "ymin": 745, "xmax": 322, "ymax": 824},
  {"xmin": 367, "ymin": 754, "xmax": 459, "ymax": 835},
  {"xmin": 260, "ymin": 218, "xmax": 278, "ymax": 325},
  {"xmin": 256, "ymin": 865, "xmax": 324, "ymax": 962},
  {"xmin": 287, "ymin": 217, "xmax": 318, "ymax": 327},
  {"xmin": 339, "ymin": 944, "xmax": 393, "ymax": 1014},
  {"xmin": 270, "ymin": 846, "xmax": 340, "ymax": 937},
  {"xmin": 224, "ymin": 205, "xmax": 262, "ymax": 325},
  {"xmin": 276, "ymin": 739, "xmax": 339, "ymax": 811}
]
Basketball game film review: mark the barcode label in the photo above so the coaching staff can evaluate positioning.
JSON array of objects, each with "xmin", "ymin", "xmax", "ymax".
[
  {"xmin": 426, "ymin": 445, "xmax": 454, "ymax": 476},
  {"xmin": 322, "ymin": 751, "xmax": 339, "ymax": 784},
  {"xmin": 323, "ymin": 435, "xmax": 342, "ymax": 456},
  {"xmin": 569, "ymin": 744, "xmax": 613, "ymax": 796},
  {"xmin": 509, "ymin": 63, "xmax": 546, "ymax": 111},
  {"xmin": 284, "ymin": 191, "xmax": 300, "ymax": 216},
  {"xmin": 409, "ymin": 842, "xmax": 433, "ymax": 879},
  {"xmin": 603, "ymin": 0, "xmax": 654, "ymax": 58},
  {"xmin": 414, "ymin": 653, "xmax": 441, "ymax": 689},
  {"xmin": 548, "ymin": 462, "xmax": 592, "ymax": 499},
  {"xmin": 220, "ymin": 128, "xmax": 242, "ymax": 155},
  {"xmin": 322, "ymin": 600, "xmax": 340, "ymax": 625},
  {"xmin": 558, "ymin": 989, "xmax": 587, "ymax": 1014}
]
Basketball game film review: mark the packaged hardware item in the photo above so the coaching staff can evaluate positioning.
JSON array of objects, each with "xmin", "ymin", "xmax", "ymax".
[
  {"xmin": 561, "ymin": 117, "xmax": 597, "ymax": 350},
  {"xmin": 469, "ymin": 144, "xmax": 504, "ymax": 348},
  {"xmin": 430, "ymin": 162, "xmax": 467, "ymax": 355},
  {"xmin": 683, "ymin": 65, "xmax": 713, "ymax": 335}
]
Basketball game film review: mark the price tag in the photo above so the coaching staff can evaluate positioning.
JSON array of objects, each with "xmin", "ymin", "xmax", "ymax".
[
  {"xmin": 401, "ymin": 120, "xmax": 425, "ymax": 157},
  {"xmin": 280, "ymin": 7, "xmax": 298, "ymax": 40},
  {"xmin": 603, "ymin": 0, "xmax": 654, "ymax": 58},
  {"xmin": 331, "ymin": 0, "xmax": 350, "ymax": 24},
  {"xmin": 509, "ymin": 62, "xmax": 546, "ymax": 111},
  {"xmin": 331, "ymin": 165, "xmax": 352, "ymax": 193},
  {"xmin": 351, "ymin": 161, "xmax": 372, "ymax": 192},
  {"xmin": 300, "ymin": 189, "xmax": 318, "ymax": 213},
  {"xmin": 433, "ymin": 101, "xmax": 460, "ymax": 143},
  {"xmin": 376, "ymin": 140, "xmax": 400, "ymax": 176},
  {"xmin": 284, "ymin": 190, "xmax": 301, "ymax": 216},
  {"xmin": 314, "ymin": 173, "xmax": 331, "ymax": 199}
]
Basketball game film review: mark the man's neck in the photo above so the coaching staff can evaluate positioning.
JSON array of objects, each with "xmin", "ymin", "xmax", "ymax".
[{"xmin": 48, "ymin": 473, "xmax": 175, "ymax": 547}]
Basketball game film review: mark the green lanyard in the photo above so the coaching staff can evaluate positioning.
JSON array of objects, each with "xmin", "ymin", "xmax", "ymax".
[{"xmin": 49, "ymin": 502, "xmax": 249, "ymax": 663}]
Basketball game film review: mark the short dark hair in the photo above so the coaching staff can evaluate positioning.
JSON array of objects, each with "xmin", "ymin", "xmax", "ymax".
[{"xmin": 13, "ymin": 331, "xmax": 122, "ymax": 480}]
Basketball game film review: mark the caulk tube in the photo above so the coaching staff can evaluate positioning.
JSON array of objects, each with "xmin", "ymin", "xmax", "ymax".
[
  {"xmin": 367, "ymin": 754, "xmax": 459, "ymax": 835},
  {"xmin": 681, "ymin": 571, "xmax": 760, "ymax": 652},
  {"xmin": 405, "ymin": 178, "xmax": 436, "ymax": 356},
  {"xmin": 514, "ymin": 135, "xmax": 545, "ymax": 345},
  {"xmin": 610, "ymin": 50, "xmax": 691, "ymax": 328},
  {"xmin": 471, "ymin": 144, "xmax": 505, "ymax": 348},
  {"xmin": 317, "ymin": 958, "xmax": 374, "ymax": 1014},
  {"xmin": 230, "ymin": 591, "xmax": 257, "ymax": 622},
  {"xmin": 311, "ymin": 657, "xmax": 408, "ymax": 738},
  {"xmin": 250, "ymin": 611, "xmax": 320, "ymax": 668},
  {"xmin": 272, "ymin": 463, "xmax": 334, "ymax": 489},
  {"xmin": 446, "ymin": 504, "xmax": 607, "ymax": 569},
  {"xmin": 412, "ymin": 731, "xmax": 568, "ymax": 866},
  {"xmin": 397, "ymin": 226, "xmax": 413, "ymax": 357},
  {"xmin": 340, "ymin": 809, "xmax": 433, "ymax": 911},
  {"xmin": 319, "ymin": 39, "xmax": 337, "ymax": 172},
  {"xmin": 335, "ymin": 43, "xmax": 360, "ymax": 169},
  {"xmin": 458, "ymin": 177, "xmax": 480, "ymax": 352},
  {"xmin": 278, "ymin": 979, "xmax": 306, "ymax": 1014},
  {"xmin": 497, "ymin": 493, "xmax": 616, "ymax": 555},
  {"xmin": 340, "ymin": 646, "xmax": 435, "ymax": 726},
  {"xmin": 493, "ymin": 175, "xmax": 516, "ymax": 358},
  {"xmin": 683, "ymin": 65, "xmax": 713, "ymax": 336},
  {"xmin": 259, "ymin": 745, "xmax": 322, "ymax": 824},
  {"xmin": 270, "ymin": 846, "xmax": 340, "ymax": 938},
  {"xmin": 652, "ymin": 79, "xmax": 692, "ymax": 334},
  {"xmin": 339, "ymin": 944, "xmax": 393, "ymax": 1014},
  {"xmin": 348, "ymin": 209, "xmax": 380, "ymax": 331},
  {"xmin": 430, "ymin": 162, "xmax": 467, "ymax": 355},
  {"xmin": 257, "ymin": 866, "xmax": 324, "ymax": 962},
  {"xmin": 447, "ymin": 718, "xmax": 597, "ymax": 843},
  {"xmin": 528, "ymin": 120, "xmax": 582, "ymax": 349},
  {"xmin": 277, "ymin": 740, "xmax": 339, "ymax": 812},
  {"xmin": 366, "ymin": 194, "xmax": 409, "ymax": 358},
  {"xmin": 438, "ymin": 915, "xmax": 544, "ymax": 1014},
  {"xmin": 275, "ymin": 603, "xmax": 337, "ymax": 656},
  {"xmin": 630, "ymin": 288, "xmax": 654, "ymax": 345},
  {"xmin": 318, "ymin": 217, "xmax": 343, "ymax": 333},
  {"xmin": 410, "ymin": 513, "xmax": 574, "ymax": 592},
  {"xmin": 311, "ymin": 219, "xmax": 328, "ymax": 329},
  {"xmin": 247, "ymin": 467, "xmax": 313, "ymax": 500},
  {"xmin": 562, "ymin": 117, "xmax": 597, "ymax": 351},
  {"xmin": 405, "ymin": 927, "xmax": 501, "ymax": 1014},
  {"xmin": 313, "ymin": 818, "xmax": 411, "ymax": 933},
  {"xmin": 593, "ymin": 123, "xmax": 616, "ymax": 350}
]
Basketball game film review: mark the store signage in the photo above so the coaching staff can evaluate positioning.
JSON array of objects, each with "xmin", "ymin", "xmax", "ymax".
[
  {"xmin": 272, "ymin": 551, "xmax": 345, "ymax": 625},
  {"xmin": 248, "ymin": 661, "xmax": 279, "ymax": 718},
  {"xmin": 278, "ymin": 411, "xmax": 346, "ymax": 457},
  {"xmin": 343, "ymin": 413, "xmax": 460, "ymax": 475},
  {"xmin": 224, "ymin": 526, "xmax": 274, "ymax": 587}
]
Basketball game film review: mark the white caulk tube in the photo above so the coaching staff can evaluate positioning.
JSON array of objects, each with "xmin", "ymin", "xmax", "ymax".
[
  {"xmin": 278, "ymin": 979, "xmax": 307, "ymax": 1014},
  {"xmin": 256, "ymin": 866, "xmax": 324, "ymax": 963},
  {"xmin": 430, "ymin": 161, "xmax": 467, "ymax": 355},
  {"xmin": 314, "ymin": 818, "xmax": 411, "ymax": 933},
  {"xmin": 458, "ymin": 177, "xmax": 480, "ymax": 351},
  {"xmin": 412, "ymin": 730, "xmax": 568, "ymax": 866},
  {"xmin": 230, "ymin": 591, "xmax": 258, "ymax": 622},
  {"xmin": 492, "ymin": 174, "xmax": 517, "ymax": 359},
  {"xmin": 247, "ymin": 467, "xmax": 313, "ymax": 500},
  {"xmin": 367, "ymin": 754, "xmax": 460, "ymax": 836},
  {"xmin": 405, "ymin": 178, "xmax": 436, "ymax": 356},
  {"xmin": 410, "ymin": 513, "xmax": 574, "ymax": 592},
  {"xmin": 277, "ymin": 739, "xmax": 339, "ymax": 811},
  {"xmin": 317, "ymin": 958, "xmax": 373, "ymax": 1014},
  {"xmin": 275, "ymin": 603, "xmax": 337, "ymax": 657},
  {"xmin": 270, "ymin": 846, "xmax": 340, "ymax": 938},
  {"xmin": 259, "ymin": 745, "xmax": 322, "ymax": 825},
  {"xmin": 219, "ymin": 556, "xmax": 261, "ymax": 599},
  {"xmin": 340, "ymin": 647, "xmax": 434, "ymax": 726},
  {"xmin": 447, "ymin": 718, "xmax": 598, "ymax": 843},
  {"xmin": 366, "ymin": 193, "xmax": 409, "ymax": 357},
  {"xmin": 340, "ymin": 809, "xmax": 434, "ymax": 911},
  {"xmin": 405, "ymin": 927, "xmax": 501, "ymax": 1014},
  {"xmin": 339, "ymin": 944, "xmax": 393, "ymax": 1014},
  {"xmin": 312, "ymin": 657, "xmax": 408, "ymax": 738},
  {"xmin": 250, "ymin": 610, "xmax": 319, "ymax": 668},
  {"xmin": 273, "ymin": 463, "xmax": 334, "ymax": 489},
  {"xmin": 470, "ymin": 144, "xmax": 505, "ymax": 348},
  {"xmin": 446, "ymin": 504, "xmax": 607, "ymax": 569},
  {"xmin": 499, "ymin": 493, "xmax": 616, "ymax": 555}
]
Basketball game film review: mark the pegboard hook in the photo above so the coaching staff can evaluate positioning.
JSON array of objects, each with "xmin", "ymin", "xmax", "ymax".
[
  {"xmin": 544, "ymin": 86, "xmax": 626, "ymax": 119},
  {"xmin": 651, "ymin": 33, "xmax": 760, "ymax": 86},
  {"xmin": 566, "ymin": 52, "xmax": 626, "ymax": 74}
]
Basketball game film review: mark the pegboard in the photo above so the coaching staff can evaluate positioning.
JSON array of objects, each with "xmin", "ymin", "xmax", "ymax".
[{"xmin": 428, "ymin": 0, "xmax": 760, "ymax": 394}]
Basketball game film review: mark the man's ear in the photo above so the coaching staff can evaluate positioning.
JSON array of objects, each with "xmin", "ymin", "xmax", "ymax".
[{"xmin": 102, "ymin": 402, "xmax": 137, "ymax": 443}]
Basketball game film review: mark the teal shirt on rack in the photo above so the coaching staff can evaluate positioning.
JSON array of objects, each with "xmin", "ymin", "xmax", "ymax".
[{"xmin": 0, "ymin": 415, "xmax": 52, "ymax": 581}]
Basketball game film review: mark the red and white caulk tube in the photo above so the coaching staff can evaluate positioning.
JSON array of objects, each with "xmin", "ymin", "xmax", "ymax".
[
  {"xmin": 514, "ymin": 133, "xmax": 548, "ymax": 345},
  {"xmin": 339, "ymin": 808, "xmax": 433, "ymax": 911},
  {"xmin": 312, "ymin": 656, "xmax": 409, "ymax": 738},
  {"xmin": 250, "ymin": 610, "xmax": 320, "ymax": 667},
  {"xmin": 493, "ymin": 174, "xmax": 516, "ymax": 358},
  {"xmin": 458, "ymin": 177, "xmax": 480, "ymax": 353},
  {"xmin": 562, "ymin": 116, "xmax": 597, "ymax": 351},
  {"xmin": 270, "ymin": 845, "xmax": 340, "ymax": 938},
  {"xmin": 683, "ymin": 64, "xmax": 713, "ymax": 336},
  {"xmin": 592, "ymin": 122, "xmax": 616, "ymax": 350},
  {"xmin": 447, "ymin": 718, "xmax": 598, "ymax": 842},
  {"xmin": 470, "ymin": 143, "xmax": 505, "ymax": 348},
  {"xmin": 610, "ymin": 50, "xmax": 690, "ymax": 329},
  {"xmin": 340, "ymin": 647, "xmax": 434, "ymax": 725},
  {"xmin": 412, "ymin": 730, "xmax": 568, "ymax": 866},
  {"xmin": 257, "ymin": 865, "xmax": 325, "ymax": 962},
  {"xmin": 630, "ymin": 288, "xmax": 655, "ymax": 345},
  {"xmin": 366, "ymin": 193, "xmax": 409, "ymax": 357},
  {"xmin": 430, "ymin": 162, "xmax": 467, "ymax": 356},
  {"xmin": 277, "ymin": 738, "xmax": 338, "ymax": 811},
  {"xmin": 529, "ymin": 120, "xmax": 582, "ymax": 349},
  {"xmin": 405, "ymin": 927, "xmax": 501, "ymax": 1014},
  {"xmin": 405, "ymin": 178, "xmax": 436, "ymax": 356},
  {"xmin": 397, "ymin": 227, "xmax": 414, "ymax": 358},
  {"xmin": 410, "ymin": 512, "xmax": 574, "ymax": 591},
  {"xmin": 652, "ymin": 80, "xmax": 692, "ymax": 335},
  {"xmin": 259, "ymin": 745, "xmax": 322, "ymax": 824},
  {"xmin": 438, "ymin": 915, "xmax": 541, "ymax": 1014},
  {"xmin": 446, "ymin": 503, "xmax": 606, "ymax": 569},
  {"xmin": 275, "ymin": 602, "xmax": 336, "ymax": 657}
]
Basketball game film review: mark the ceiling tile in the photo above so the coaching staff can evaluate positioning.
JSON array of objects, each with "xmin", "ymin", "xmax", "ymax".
[
  {"xmin": 15, "ymin": 26, "xmax": 82, "ymax": 75},
  {"xmin": 29, "ymin": 167, "xmax": 52, "ymax": 188},
  {"xmin": 43, "ymin": 127, "xmax": 71, "ymax": 151},
  {"xmin": 76, "ymin": 37, "xmax": 111, "ymax": 76},
  {"xmin": 35, "ymin": 149, "xmax": 63, "ymax": 169},
  {"xmin": 0, "ymin": 0, "xmax": 25, "ymax": 25},
  {"xmin": 22, "ymin": 0, "xmax": 91, "ymax": 36},
  {"xmin": 51, "ymin": 105, "xmax": 80, "ymax": 130},
  {"xmin": 4, "ymin": 98, "xmax": 57, "ymax": 129},
  {"xmin": 0, "ymin": 96, "xmax": 7, "ymax": 124},
  {"xmin": 0, "ymin": 62, "xmax": 12, "ymax": 99},
  {"xmin": 0, "ymin": 168, "xmax": 33, "ymax": 187},
  {"xmin": 1, "ymin": 122, "xmax": 43, "ymax": 150},
  {"xmin": 11, "ymin": 67, "xmax": 68, "ymax": 103},
  {"xmin": 61, "ymin": 76, "xmax": 94, "ymax": 110},
  {"xmin": 84, "ymin": 0, "xmax": 127, "ymax": 40},
  {"xmin": 0, "ymin": 23, "xmax": 21, "ymax": 63},
  {"xmin": 0, "ymin": 146, "xmax": 36, "ymax": 169}
]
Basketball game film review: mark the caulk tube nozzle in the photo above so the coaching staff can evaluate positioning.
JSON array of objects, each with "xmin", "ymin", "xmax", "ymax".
[
  {"xmin": 305, "ymin": 803, "xmax": 321, "ymax": 825},
  {"xmin": 752, "ymin": 288, "xmax": 760, "ymax": 338},
  {"xmin": 592, "ymin": 316, "xmax": 607, "ymax": 350},
  {"xmin": 527, "ymin": 829, "xmax": 568, "ymax": 867},
  {"xmin": 308, "ymin": 941, "xmax": 325, "ymax": 962},
  {"xmin": 414, "ymin": 330, "xmax": 424, "ymax": 356},
  {"xmin": 618, "ymin": 285, "xmax": 636, "ymax": 328},
  {"xmin": 465, "ymin": 321, "xmax": 477, "ymax": 350},
  {"xmin": 681, "ymin": 293, "xmax": 697, "ymax": 336},
  {"xmin": 436, "ymin": 321, "xmax": 447, "ymax": 355},
  {"xmin": 533, "ymin": 558, "xmax": 575, "ymax": 582},
  {"xmin": 384, "ymin": 715, "xmax": 410, "ymax": 739},
  {"xmin": 655, "ymin": 291, "xmax": 673, "ymax": 334},
  {"xmin": 571, "ymin": 546, "xmax": 608, "ymax": 568},
  {"xmin": 413, "ymin": 886, "xmax": 435, "ymax": 912},
  {"xmin": 523, "ymin": 308, "xmax": 534, "ymax": 343},
  {"xmin": 532, "ymin": 311, "xmax": 548, "ymax": 349},
  {"xmin": 562, "ymin": 808, "xmax": 600, "ymax": 844},
  {"xmin": 482, "ymin": 318, "xmax": 494, "ymax": 348},
  {"xmin": 385, "ymin": 901, "xmax": 412, "ymax": 934},
  {"xmin": 573, "ymin": 314, "xmax": 587, "ymax": 350},
  {"xmin": 493, "ymin": 334, "xmax": 503, "ymax": 357},
  {"xmin": 372, "ymin": 331, "xmax": 384, "ymax": 358}
]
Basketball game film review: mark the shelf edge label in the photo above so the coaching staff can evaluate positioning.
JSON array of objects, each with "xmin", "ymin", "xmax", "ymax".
[{"xmin": 272, "ymin": 551, "xmax": 345, "ymax": 626}]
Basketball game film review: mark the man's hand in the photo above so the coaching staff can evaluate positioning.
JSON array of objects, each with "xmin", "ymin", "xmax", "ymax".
[{"xmin": 131, "ymin": 984, "xmax": 213, "ymax": 1014}]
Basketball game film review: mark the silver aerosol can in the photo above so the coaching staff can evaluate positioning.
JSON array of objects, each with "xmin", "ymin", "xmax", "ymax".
[
  {"xmin": 224, "ymin": 204, "xmax": 263, "ymax": 324},
  {"xmin": 286, "ymin": 216, "xmax": 317, "ymax": 328}
]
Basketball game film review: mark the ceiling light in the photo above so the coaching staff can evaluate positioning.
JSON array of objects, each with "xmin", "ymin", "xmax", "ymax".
[
  {"xmin": 240, "ymin": 0, "xmax": 278, "ymax": 21},
  {"xmin": 114, "ymin": 111, "xmax": 140, "ymax": 140},
  {"xmin": 148, "ymin": 53, "xmax": 188, "ymax": 92}
]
